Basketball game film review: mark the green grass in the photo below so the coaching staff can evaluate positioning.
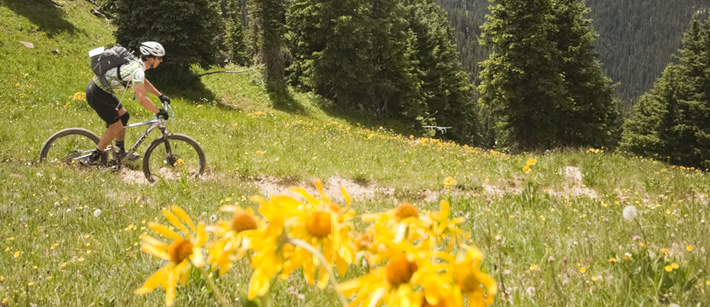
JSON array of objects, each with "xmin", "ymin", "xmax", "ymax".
[{"xmin": 1, "ymin": 1, "xmax": 710, "ymax": 306}]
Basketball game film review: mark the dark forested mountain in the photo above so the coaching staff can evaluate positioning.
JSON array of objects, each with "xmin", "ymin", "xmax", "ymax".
[{"xmin": 434, "ymin": 0, "xmax": 708, "ymax": 103}]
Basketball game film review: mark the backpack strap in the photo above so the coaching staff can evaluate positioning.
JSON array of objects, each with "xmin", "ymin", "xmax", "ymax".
[{"xmin": 116, "ymin": 64, "xmax": 130, "ymax": 89}]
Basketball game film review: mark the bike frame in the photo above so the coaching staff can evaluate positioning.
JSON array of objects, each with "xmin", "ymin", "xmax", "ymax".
[{"xmin": 73, "ymin": 104, "xmax": 174, "ymax": 164}]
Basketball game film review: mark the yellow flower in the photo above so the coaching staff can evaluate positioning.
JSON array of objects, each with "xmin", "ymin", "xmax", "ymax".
[
  {"xmin": 286, "ymin": 180, "xmax": 356, "ymax": 289},
  {"xmin": 580, "ymin": 267, "xmax": 586, "ymax": 273},
  {"xmin": 526, "ymin": 157, "xmax": 537, "ymax": 166},
  {"xmin": 522, "ymin": 165, "xmax": 531, "ymax": 173},
  {"xmin": 608, "ymin": 258, "xmax": 617, "ymax": 263},
  {"xmin": 444, "ymin": 177, "xmax": 457, "ymax": 189},
  {"xmin": 706, "ymin": 280, "xmax": 710, "ymax": 286},
  {"xmin": 247, "ymin": 194, "xmax": 295, "ymax": 300},
  {"xmin": 338, "ymin": 241, "xmax": 444, "ymax": 307},
  {"xmin": 671, "ymin": 263, "xmax": 679, "ymax": 269},
  {"xmin": 687, "ymin": 245, "xmax": 693, "ymax": 252},
  {"xmin": 529, "ymin": 265, "xmax": 538, "ymax": 271},
  {"xmin": 661, "ymin": 248, "xmax": 669, "ymax": 255},
  {"xmin": 664, "ymin": 265, "xmax": 673, "ymax": 272},
  {"xmin": 421, "ymin": 200, "xmax": 466, "ymax": 250},
  {"xmin": 255, "ymin": 151, "xmax": 265, "ymax": 156},
  {"xmin": 13, "ymin": 251, "xmax": 19, "ymax": 258},
  {"xmin": 362, "ymin": 202, "xmax": 425, "ymax": 243},
  {"xmin": 208, "ymin": 206, "xmax": 261, "ymax": 275},
  {"xmin": 196, "ymin": 104, "xmax": 203, "ymax": 109},
  {"xmin": 135, "ymin": 206, "xmax": 208, "ymax": 307},
  {"xmin": 451, "ymin": 245, "xmax": 496, "ymax": 307},
  {"xmin": 624, "ymin": 252, "xmax": 633, "ymax": 261}
]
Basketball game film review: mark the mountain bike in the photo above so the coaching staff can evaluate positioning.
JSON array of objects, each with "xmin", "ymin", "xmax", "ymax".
[{"xmin": 39, "ymin": 103, "xmax": 205, "ymax": 183}]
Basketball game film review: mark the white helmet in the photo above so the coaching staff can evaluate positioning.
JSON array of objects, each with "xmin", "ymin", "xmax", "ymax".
[{"xmin": 139, "ymin": 41, "xmax": 165, "ymax": 57}]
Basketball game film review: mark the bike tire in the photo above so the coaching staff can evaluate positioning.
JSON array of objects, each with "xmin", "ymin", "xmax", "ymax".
[
  {"xmin": 39, "ymin": 128, "xmax": 107, "ymax": 165},
  {"xmin": 142, "ymin": 133, "xmax": 206, "ymax": 183}
]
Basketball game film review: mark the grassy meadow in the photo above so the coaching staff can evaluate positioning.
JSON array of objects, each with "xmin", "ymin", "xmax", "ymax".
[{"xmin": 1, "ymin": 1, "xmax": 709, "ymax": 306}]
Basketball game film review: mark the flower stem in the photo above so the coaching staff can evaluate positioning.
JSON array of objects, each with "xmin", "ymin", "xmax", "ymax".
[
  {"xmin": 197, "ymin": 266, "xmax": 229, "ymax": 307},
  {"xmin": 289, "ymin": 238, "xmax": 349, "ymax": 306}
]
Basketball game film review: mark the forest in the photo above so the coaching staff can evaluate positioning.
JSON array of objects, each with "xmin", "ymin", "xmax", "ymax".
[
  {"xmin": 435, "ymin": 0, "xmax": 708, "ymax": 104},
  {"xmin": 101, "ymin": 0, "xmax": 710, "ymax": 167}
]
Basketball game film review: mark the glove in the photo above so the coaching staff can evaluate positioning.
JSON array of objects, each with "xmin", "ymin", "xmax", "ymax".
[
  {"xmin": 157, "ymin": 109, "xmax": 169, "ymax": 120},
  {"xmin": 158, "ymin": 94, "xmax": 171, "ymax": 105}
]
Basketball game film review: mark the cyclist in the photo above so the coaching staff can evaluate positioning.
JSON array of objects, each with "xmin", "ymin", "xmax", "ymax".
[{"xmin": 85, "ymin": 41, "xmax": 171, "ymax": 164}]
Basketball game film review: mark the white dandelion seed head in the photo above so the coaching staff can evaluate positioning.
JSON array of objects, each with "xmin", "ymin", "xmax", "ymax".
[
  {"xmin": 623, "ymin": 206, "xmax": 638, "ymax": 221},
  {"xmin": 93, "ymin": 209, "xmax": 102, "ymax": 217},
  {"xmin": 209, "ymin": 214, "xmax": 217, "ymax": 222}
]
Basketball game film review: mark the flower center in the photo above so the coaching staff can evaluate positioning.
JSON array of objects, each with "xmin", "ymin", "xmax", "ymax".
[
  {"xmin": 456, "ymin": 268, "xmax": 481, "ymax": 293},
  {"xmin": 394, "ymin": 203, "xmax": 419, "ymax": 220},
  {"xmin": 168, "ymin": 239, "xmax": 193, "ymax": 263},
  {"xmin": 385, "ymin": 254, "xmax": 418, "ymax": 286},
  {"xmin": 305, "ymin": 210, "xmax": 331, "ymax": 238},
  {"xmin": 231, "ymin": 212, "xmax": 258, "ymax": 233}
]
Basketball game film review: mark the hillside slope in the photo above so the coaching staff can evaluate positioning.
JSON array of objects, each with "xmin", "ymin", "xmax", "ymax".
[{"xmin": 1, "ymin": 1, "xmax": 709, "ymax": 306}]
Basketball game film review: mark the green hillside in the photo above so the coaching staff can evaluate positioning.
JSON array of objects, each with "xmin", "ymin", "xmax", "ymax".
[
  {"xmin": 1, "ymin": 1, "xmax": 709, "ymax": 306},
  {"xmin": 435, "ymin": 0, "xmax": 708, "ymax": 103}
]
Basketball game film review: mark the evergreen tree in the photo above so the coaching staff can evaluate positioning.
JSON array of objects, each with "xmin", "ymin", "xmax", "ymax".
[
  {"xmin": 254, "ymin": 0, "xmax": 286, "ymax": 86},
  {"xmin": 114, "ymin": 0, "xmax": 222, "ymax": 80},
  {"xmin": 550, "ymin": 0, "xmax": 620, "ymax": 148},
  {"xmin": 404, "ymin": 0, "xmax": 479, "ymax": 143},
  {"xmin": 224, "ymin": 0, "xmax": 252, "ymax": 66},
  {"xmin": 619, "ymin": 65, "xmax": 683, "ymax": 161},
  {"xmin": 620, "ymin": 16, "xmax": 710, "ymax": 168},
  {"xmin": 286, "ymin": 0, "xmax": 374, "ymax": 103},
  {"xmin": 367, "ymin": 0, "xmax": 422, "ymax": 119},
  {"xmin": 478, "ymin": 0, "xmax": 568, "ymax": 151}
]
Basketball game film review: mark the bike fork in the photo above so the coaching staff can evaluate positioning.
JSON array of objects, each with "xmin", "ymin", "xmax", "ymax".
[{"xmin": 160, "ymin": 128, "xmax": 177, "ymax": 166}]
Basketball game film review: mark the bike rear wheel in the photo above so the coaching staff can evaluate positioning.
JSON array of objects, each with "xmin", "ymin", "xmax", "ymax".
[
  {"xmin": 142, "ymin": 133, "xmax": 205, "ymax": 183},
  {"xmin": 39, "ymin": 128, "xmax": 107, "ymax": 165}
]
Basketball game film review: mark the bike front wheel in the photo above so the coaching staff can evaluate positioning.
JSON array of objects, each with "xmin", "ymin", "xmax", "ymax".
[
  {"xmin": 142, "ymin": 134, "xmax": 206, "ymax": 183},
  {"xmin": 39, "ymin": 128, "xmax": 107, "ymax": 165}
]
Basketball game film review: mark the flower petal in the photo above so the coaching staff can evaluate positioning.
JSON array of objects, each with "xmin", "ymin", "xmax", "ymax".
[
  {"xmin": 170, "ymin": 205, "xmax": 197, "ymax": 234},
  {"xmin": 140, "ymin": 234, "xmax": 168, "ymax": 249},
  {"xmin": 162, "ymin": 209, "xmax": 191, "ymax": 240},
  {"xmin": 135, "ymin": 265, "xmax": 170, "ymax": 294},
  {"xmin": 190, "ymin": 247, "xmax": 204, "ymax": 268},
  {"xmin": 149, "ymin": 222, "xmax": 184, "ymax": 241},
  {"xmin": 141, "ymin": 244, "xmax": 171, "ymax": 260}
]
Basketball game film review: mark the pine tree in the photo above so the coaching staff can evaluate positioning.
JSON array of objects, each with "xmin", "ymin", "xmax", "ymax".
[
  {"xmin": 404, "ymin": 0, "xmax": 479, "ymax": 143},
  {"xmin": 286, "ymin": 0, "xmax": 374, "ymax": 104},
  {"xmin": 550, "ymin": 0, "xmax": 620, "ymax": 148},
  {"xmin": 254, "ymin": 0, "xmax": 286, "ymax": 86},
  {"xmin": 224, "ymin": 0, "xmax": 252, "ymax": 66},
  {"xmin": 478, "ymin": 0, "xmax": 568, "ymax": 151},
  {"xmin": 620, "ymin": 16, "xmax": 710, "ymax": 168},
  {"xmin": 114, "ymin": 0, "xmax": 222, "ymax": 81},
  {"xmin": 619, "ymin": 65, "xmax": 683, "ymax": 161},
  {"xmin": 366, "ymin": 0, "xmax": 422, "ymax": 118}
]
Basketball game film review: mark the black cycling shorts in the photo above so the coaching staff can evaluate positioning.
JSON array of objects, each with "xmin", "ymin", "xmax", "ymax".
[{"xmin": 86, "ymin": 81, "xmax": 123, "ymax": 127}]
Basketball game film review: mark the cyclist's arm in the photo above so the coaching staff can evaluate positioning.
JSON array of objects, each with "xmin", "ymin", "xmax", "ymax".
[
  {"xmin": 144, "ymin": 79, "xmax": 163, "ymax": 97},
  {"xmin": 133, "ymin": 83, "xmax": 160, "ymax": 114}
]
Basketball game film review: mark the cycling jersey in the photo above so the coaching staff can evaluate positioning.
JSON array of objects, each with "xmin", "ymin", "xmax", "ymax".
[{"xmin": 91, "ymin": 60, "xmax": 145, "ymax": 93}]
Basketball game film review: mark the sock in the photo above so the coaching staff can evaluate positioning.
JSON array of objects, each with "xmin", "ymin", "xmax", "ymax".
[{"xmin": 115, "ymin": 140, "xmax": 125, "ymax": 152}]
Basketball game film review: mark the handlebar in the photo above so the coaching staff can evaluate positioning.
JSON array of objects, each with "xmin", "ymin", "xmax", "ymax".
[{"xmin": 156, "ymin": 103, "xmax": 175, "ymax": 121}]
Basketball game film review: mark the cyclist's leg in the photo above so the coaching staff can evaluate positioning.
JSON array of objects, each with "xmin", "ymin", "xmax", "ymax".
[
  {"xmin": 86, "ymin": 81, "xmax": 122, "ymax": 155},
  {"xmin": 115, "ymin": 108, "xmax": 128, "ymax": 147}
]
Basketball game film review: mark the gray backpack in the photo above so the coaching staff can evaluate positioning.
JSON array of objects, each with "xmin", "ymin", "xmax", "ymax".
[{"xmin": 89, "ymin": 45, "xmax": 136, "ymax": 91}]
